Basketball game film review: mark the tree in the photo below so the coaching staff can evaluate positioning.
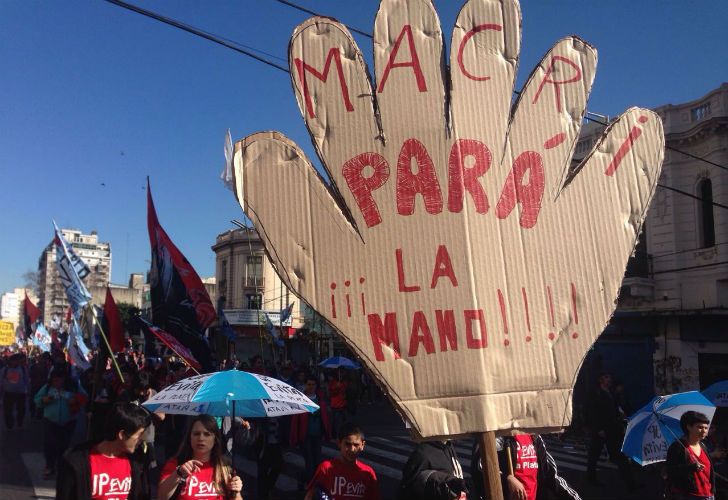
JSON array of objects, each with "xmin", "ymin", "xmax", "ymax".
[
  {"xmin": 22, "ymin": 269, "xmax": 39, "ymax": 294},
  {"xmin": 115, "ymin": 303, "xmax": 141, "ymax": 334}
]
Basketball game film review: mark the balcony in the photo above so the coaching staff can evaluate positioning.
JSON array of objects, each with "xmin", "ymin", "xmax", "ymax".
[
  {"xmin": 620, "ymin": 252, "xmax": 654, "ymax": 302},
  {"xmin": 624, "ymin": 251, "xmax": 652, "ymax": 279}
]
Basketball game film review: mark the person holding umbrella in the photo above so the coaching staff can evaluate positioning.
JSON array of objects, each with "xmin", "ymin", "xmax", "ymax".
[
  {"xmin": 666, "ymin": 411, "xmax": 716, "ymax": 500},
  {"xmin": 158, "ymin": 414, "xmax": 244, "ymax": 500}
]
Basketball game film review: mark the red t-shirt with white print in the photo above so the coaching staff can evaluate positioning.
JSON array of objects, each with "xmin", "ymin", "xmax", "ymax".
[
  {"xmin": 89, "ymin": 450, "xmax": 132, "ymax": 500},
  {"xmin": 160, "ymin": 458, "xmax": 225, "ymax": 500},
  {"xmin": 308, "ymin": 457, "xmax": 380, "ymax": 500},
  {"xmin": 513, "ymin": 434, "xmax": 538, "ymax": 500}
]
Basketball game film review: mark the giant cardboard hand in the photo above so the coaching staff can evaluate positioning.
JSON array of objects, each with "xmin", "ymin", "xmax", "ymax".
[{"xmin": 232, "ymin": 0, "xmax": 664, "ymax": 438}]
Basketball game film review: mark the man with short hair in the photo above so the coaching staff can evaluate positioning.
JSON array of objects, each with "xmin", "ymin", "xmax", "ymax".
[
  {"xmin": 306, "ymin": 422, "xmax": 380, "ymax": 500},
  {"xmin": 56, "ymin": 402, "xmax": 152, "ymax": 500}
]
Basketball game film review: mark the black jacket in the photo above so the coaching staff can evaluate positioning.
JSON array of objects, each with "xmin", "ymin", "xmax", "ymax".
[
  {"xmin": 471, "ymin": 435, "xmax": 581, "ymax": 500},
  {"xmin": 666, "ymin": 439, "xmax": 715, "ymax": 496},
  {"xmin": 56, "ymin": 442, "xmax": 150, "ymax": 500},
  {"xmin": 586, "ymin": 388, "xmax": 623, "ymax": 435},
  {"xmin": 398, "ymin": 441, "xmax": 467, "ymax": 500}
]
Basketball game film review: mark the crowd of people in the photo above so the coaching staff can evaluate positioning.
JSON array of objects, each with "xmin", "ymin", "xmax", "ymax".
[{"xmin": 1, "ymin": 344, "xmax": 727, "ymax": 499}]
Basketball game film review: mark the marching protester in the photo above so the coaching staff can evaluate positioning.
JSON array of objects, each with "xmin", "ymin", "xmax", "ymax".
[
  {"xmin": 470, "ymin": 433, "xmax": 581, "ymax": 500},
  {"xmin": 306, "ymin": 422, "xmax": 380, "ymax": 500},
  {"xmin": 328, "ymin": 368, "xmax": 349, "ymax": 438},
  {"xmin": 34, "ymin": 363, "xmax": 87, "ymax": 479},
  {"xmin": 158, "ymin": 414, "xmax": 244, "ymax": 500},
  {"xmin": 290, "ymin": 372, "xmax": 332, "ymax": 490},
  {"xmin": 253, "ymin": 416, "xmax": 284, "ymax": 500},
  {"xmin": 1, "ymin": 352, "xmax": 29, "ymax": 430},
  {"xmin": 666, "ymin": 411, "xmax": 716, "ymax": 500},
  {"xmin": 56, "ymin": 402, "xmax": 152, "ymax": 500},
  {"xmin": 585, "ymin": 372, "xmax": 638, "ymax": 489},
  {"xmin": 398, "ymin": 439, "xmax": 468, "ymax": 500}
]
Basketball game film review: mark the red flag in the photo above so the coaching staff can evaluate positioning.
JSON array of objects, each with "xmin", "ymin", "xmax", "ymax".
[
  {"xmin": 147, "ymin": 179, "xmax": 214, "ymax": 371},
  {"xmin": 23, "ymin": 293, "xmax": 41, "ymax": 338},
  {"xmin": 139, "ymin": 319, "xmax": 201, "ymax": 371},
  {"xmin": 103, "ymin": 288, "xmax": 125, "ymax": 354}
]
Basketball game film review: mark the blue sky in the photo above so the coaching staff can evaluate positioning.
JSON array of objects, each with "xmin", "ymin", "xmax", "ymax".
[{"xmin": 1, "ymin": 0, "xmax": 726, "ymax": 294}]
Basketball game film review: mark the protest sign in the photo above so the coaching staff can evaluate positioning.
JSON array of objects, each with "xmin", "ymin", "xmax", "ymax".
[
  {"xmin": 231, "ymin": 0, "xmax": 664, "ymax": 438},
  {"xmin": 0, "ymin": 321, "xmax": 14, "ymax": 346}
]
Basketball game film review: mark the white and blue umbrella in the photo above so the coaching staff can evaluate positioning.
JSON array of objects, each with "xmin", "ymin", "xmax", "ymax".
[
  {"xmin": 622, "ymin": 391, "xmax": 716, "ymax": 465},
  {"xmin": 143, "ymin": 370, "xmax": 319, "ymax": 418},
  {"xmin": 319, "ymin": 356, "xmax": 360, "ymax": 370},
  {"xmin": 702, "ymin": 381, "xmax": 728, "ymax": 407}
]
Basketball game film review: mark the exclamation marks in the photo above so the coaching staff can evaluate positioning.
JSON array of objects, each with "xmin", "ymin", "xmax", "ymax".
[
  {"xmin": 330, "ymin": 282, "xmax": 337, "ymax": 318},
  {"xmin": 497, "ymin": 289, "xmax": 509, "ymax": 346},
  {"xmin": 604, "ymin": 115, "xmax": 648, "ymax": 176},
  {"xmin": 570, "ymin": 282, "xmax": 579, "ymax": 339},
  {"xmin": 521, "ymin": 287, "xmax": 532, "ymax": 342},
  {"xmin": 546, "ymin": 285, "xmax": 555, "ymax": 341},
  {"xmin": 330, "ymin": 277, "xmax": 366, "ymax": 320},
  {"xmin": 344, "ymin": 280, "xmax": 352, "ymax": 318}
]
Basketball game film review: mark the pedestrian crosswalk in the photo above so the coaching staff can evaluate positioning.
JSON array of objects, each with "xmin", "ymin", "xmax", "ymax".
[{"xmin": 233, "ymin": 433, "xmax": 617, "ymax": 493}]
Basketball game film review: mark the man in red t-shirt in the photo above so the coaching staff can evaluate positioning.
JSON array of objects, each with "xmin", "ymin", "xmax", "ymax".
[
  {"xmin": 57, "ymin": 402, "xmax": 152, "ymax": 500},
  {"xmin": 306, "ymin": 422, "xmax": 380, "ymax": 500}
]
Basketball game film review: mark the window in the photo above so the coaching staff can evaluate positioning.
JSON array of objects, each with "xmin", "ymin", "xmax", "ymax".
[
  {"xmin": 246, "ymin": 255, "xmax": 263, "ymax": 287},
  {"xmin": 691, "ymin": 103, "xmax": 711, "ymax": 122},
  {"xmin": 698, "ymin": 178, "xmax": 715, "ymax": 248},
  {"xmin": 246, "ymin": 293, "xmax": 262, "ymax": 310}
]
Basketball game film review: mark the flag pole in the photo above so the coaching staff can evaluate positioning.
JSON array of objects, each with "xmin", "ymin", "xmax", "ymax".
[
  {"xmin": 160, "ymin": 341, "xmax": 201, "ymax": 376},
  {"xmin": 89, "ymin": 306, "xmax": 125, "ymax": 383}
]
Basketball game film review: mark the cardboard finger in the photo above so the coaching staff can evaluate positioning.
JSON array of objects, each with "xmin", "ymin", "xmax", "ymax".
[
  {"xmin": 558, "ymin": 107, "xmax": 664, "ymax": 266},
  {"xmin": 289, "ymin": 17, "xmax": 383, "ymax": 231},
  {"xmin": 507, "ymin": 36, "xmax": 597, "ymax": 200},
  {"xmin": 233, "ymin": 131, "xmax": 360, "ymax": 298},
  {"xmin": 450, "ymin": 0, "xmax": 521, "ymax": 157},
  {"xmin": 374, "ymin": 0, "xmax": 448, "ymax": 143}
]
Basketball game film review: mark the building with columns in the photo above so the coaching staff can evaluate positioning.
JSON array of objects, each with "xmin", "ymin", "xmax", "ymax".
[{"xmin": 212, "ymin": 227, "xmax": 308, "ymax": 364}]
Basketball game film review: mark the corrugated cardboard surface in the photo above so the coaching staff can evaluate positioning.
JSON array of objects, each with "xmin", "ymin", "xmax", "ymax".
[{"xmin": 232, "ymin": 0, "xmax": 664, "ymax": 439}]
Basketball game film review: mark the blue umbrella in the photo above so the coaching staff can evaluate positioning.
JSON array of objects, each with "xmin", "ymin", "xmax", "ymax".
[
  {"xmin": 319, "ymin": 356, "xmax": 361, "ymax": 369},
  {"xmin": 143, "ymin": 370, "xmax": 319, "ymax": 417},
  {"xmin": 622, "ymin": 391, "xmax": 716, "ymax": 465},
  {"xmin": 702, "ymin": 380, "xmax": 728, "ymax": 407}
]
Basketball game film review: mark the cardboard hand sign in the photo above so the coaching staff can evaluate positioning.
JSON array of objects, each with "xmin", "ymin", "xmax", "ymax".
[{"xmin": 232, "ymin": 0, "xmax": 664, "ymax": 438}]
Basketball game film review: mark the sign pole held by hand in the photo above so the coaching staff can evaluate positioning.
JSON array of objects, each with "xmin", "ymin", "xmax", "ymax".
[{"xmin": 479, "ymin": 431, "xmax": 504, "ymax": 500}]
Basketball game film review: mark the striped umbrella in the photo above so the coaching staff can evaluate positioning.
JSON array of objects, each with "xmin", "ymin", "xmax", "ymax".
[{"xmin": 622, "ymin": 391, "xmax": 716, "ymax": 465}]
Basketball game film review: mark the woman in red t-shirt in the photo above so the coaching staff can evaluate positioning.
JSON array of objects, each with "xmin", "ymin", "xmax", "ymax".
[
  {"xmin": 666, "ymin": 410, "xmax": 715, "ymax": 500},
  {"xmin": 158, "ymin": 415, "xmax": 243, "ymax": 500}
]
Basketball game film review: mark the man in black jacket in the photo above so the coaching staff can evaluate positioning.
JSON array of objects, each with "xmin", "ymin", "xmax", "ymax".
[
  {"xmin": 56, "ymin": 402, "xmax": 152, "ymax": 500},
  {"xmin": 585, "ymin": 372, "xmax": 637, "ymax": 488},
  {"xmin": 398, "ymin": 440, "xmax": 468, "ymax": 500}
]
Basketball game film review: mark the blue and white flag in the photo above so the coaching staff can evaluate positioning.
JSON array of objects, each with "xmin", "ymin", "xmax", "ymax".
[
  {"xmin": 33, "ymin": 324, "xmax": 52, "ymax": 353},
  {"xmin": 216, "ymin": 297, "xmax": 236, "ymax": 342},
  {"xmin": 66, "ymin": 320, "xmax": 92, "ymax": 370},
  {"xmin": 264, "ymin": 313, "xmax": 284, "ymax": 347},
  {"xmin": 53, "ymin": 221, "xmax": 92, "ymax": 319},
  {"xmin": 279, "ymin": 302, "xmax": 294, "ymax": 326}
]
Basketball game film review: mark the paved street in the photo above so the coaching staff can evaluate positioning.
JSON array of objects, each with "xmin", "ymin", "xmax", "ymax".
[{"xmin": 1, "ymin": 399, "xmax": 669, "ymax": 500}]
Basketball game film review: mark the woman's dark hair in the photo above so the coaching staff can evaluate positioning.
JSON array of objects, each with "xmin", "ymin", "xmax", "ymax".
[
  {"xmin": 175, "ymin": 415, "xmax": 230, "ymax": 495},
  {"xmin": 680, "ymin": 410, "xmax": 710, "ymax": 434},
  {"xmin": 103, "ymin": 402, "xmax": 152, "ymax": 441}
]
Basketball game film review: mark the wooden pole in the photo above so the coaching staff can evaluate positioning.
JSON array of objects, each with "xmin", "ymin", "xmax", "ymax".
[{"xmin": 479, "ymin": 431, "xmax": 504, "ymax": 500}]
